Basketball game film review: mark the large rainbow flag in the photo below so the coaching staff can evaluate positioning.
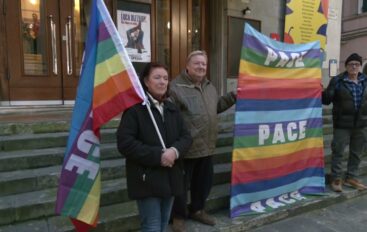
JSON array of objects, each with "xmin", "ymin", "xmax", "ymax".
[
  {"xmin": 55, "ymin": 0, "xmax": 145, "ymax": 230},
  {"xmin": 230, "ymin": 24, "xmax": 325, "ymax": 217}
]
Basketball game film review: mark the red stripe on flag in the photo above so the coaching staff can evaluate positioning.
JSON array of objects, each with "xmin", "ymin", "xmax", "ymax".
[
  {"xmin": 71, "ymin": 217, "xmax": 98, "ymax": 232},
  {"xmin": 93, "ymin": 87, "xmax": 142, "ymax": 130},
  {"xmin": 238, "ymin": 87, "xmax": 321, "ymax": 99},
  {"xmin": 237, "ymin": 74, "xmax": 322, "ymax": 99},
  {"xmin": 232, "ymin": 147, "xmax": 323, "ymax": 173},
  {"xmin": 93, "ymin": 70, "xmax": 135, "ymax": 109},
  {"xmin": 232, "ymin": 156, "xmax": 324, "ymax": 184},
  {"xmin": 237, "ymin": 74, "xmax": 321, "ymax": 87}
]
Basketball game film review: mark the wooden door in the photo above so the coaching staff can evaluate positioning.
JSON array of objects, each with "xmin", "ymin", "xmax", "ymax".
[{"xmin": 4, "ymin": 0, "xmax": 91, "ymax": 104}]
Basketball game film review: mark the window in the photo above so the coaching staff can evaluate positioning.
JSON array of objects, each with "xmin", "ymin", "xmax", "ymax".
[
  {"xmin": 358, "ymin": 0, "xmax": 367, "ymax": 13},
  {"xmin": 227, "ymin": 17, "xmax": 260, "ymax": 79}
]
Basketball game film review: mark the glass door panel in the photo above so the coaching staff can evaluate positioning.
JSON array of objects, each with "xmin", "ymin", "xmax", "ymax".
[
  {"xmin": 60, "ymin": 0, "xmax": 91, "ymax": 100},
  {"xmin": 21, "ymin": 0, "xmax": 49, "ymax": 76},
  {"xmin": 188, "ymin": 0, "xmax": 201, "ymax": 52},
  {"xmin": 73, "ymin": 0, "xmax": 91, "ymax": 75},
  {"xmin": 155, "ymin": 0, "xmax": 170, "ymax": 68}
]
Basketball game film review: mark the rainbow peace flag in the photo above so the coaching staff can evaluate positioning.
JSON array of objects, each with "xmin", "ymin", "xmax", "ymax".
[
  {"xmin": 55, "ymin": 0, "xmax": 145, "ymax": 230},
  {"xmin": 230, "ymin": 24, "xmax": 325, "ymax": 217}
]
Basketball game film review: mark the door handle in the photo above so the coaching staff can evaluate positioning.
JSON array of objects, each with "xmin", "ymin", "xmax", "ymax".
[
  {"xmin": 49, "ymin": 15, "xmax": 58, "ymax": 75},
  {"xmin": 65, "ymin": 16, "xmax": 73, "ymax": 76}
]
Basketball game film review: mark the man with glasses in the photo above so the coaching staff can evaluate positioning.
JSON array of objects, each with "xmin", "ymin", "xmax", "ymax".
[{"xmin": 323, "ymin": 53, "xmax": 367, "ymax": 192}]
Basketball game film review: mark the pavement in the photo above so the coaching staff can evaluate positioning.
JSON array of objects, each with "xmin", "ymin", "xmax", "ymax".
[
  {"xmin": 253, "ymin": 193, "xmax": 367, "ymax": 232},
  {"xmin": 167, "ymin": 175, "xmax": 367, "ymax": 232}
]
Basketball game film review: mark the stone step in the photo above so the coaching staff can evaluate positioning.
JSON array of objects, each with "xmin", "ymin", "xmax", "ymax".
[
  {"xmin": 0, "ymin": 129, "xmax": 234, "ymax": 152},
  {"xmin": 2, "ymin": 166, "xmax": 367, "ymax": 232},
  {"xmin": 0, "ymin": 106, "xmax": 332, "ymax": 133},
  {"xmin": 0, "ymin": 132, "xmax": 236, "ymax": 172},
  {"xmin": 0, "ymin": 131, "xmax": 234, "ymax": 170},
  {"xmin": 0, "ymin": 184, "xmax": 225, "ymax": 232},
  {"xmin": 2, "ymin": 158, "xmax": 366, "ymax": 228},
  {"xmin": 0, "ymin": 163, "xmax": 232, "ymax": 227},
  {"xmin": 0, "ymin": 159, "xmax": 124, "ymax": 197},
  {"xmin": 0, "ymin": 106, "xmax": 335, "ymax": 231},
  {"xmin": 0, "ymin": 144, "xmax": 119, "ymax": 172},
  {"xmin": 0, "ymin": 147, "xmax": 232, "ymax": 197},
  {"xmin": 0, "ymin": 118, "xmax": 121, "ymax": 137},
  {"xmin": 0, "ymin": 142, "xmax": 233, "ymax": 172},
  {"xmin": 0, "ymin": 131, "xmax": 333, "ymax": 175},
  {"xmin": 0, "ymin": 131, "xmax": 334, "ymax": 196},
  {"xmin": 0, "ymin": 105, "xmax": 119, "ymax": 136},
  {"xmin": 0, "ymin": 140, "xmax": 339, "ymax": 197},
  {"xmin": 0, "ymin": 129, "xmax": 118, "ymax": 152}
]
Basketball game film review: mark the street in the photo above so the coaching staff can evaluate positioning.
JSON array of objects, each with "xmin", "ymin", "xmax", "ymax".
[{"xmin": 253, "ymin": 192, "xmax": 367, "ymax": 232}]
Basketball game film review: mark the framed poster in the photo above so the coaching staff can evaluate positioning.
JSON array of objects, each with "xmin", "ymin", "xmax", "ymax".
[
  {"xmin": 227, "ymin": 17, "xmax": 261, "ymax": 79},
  {"xmin": 117, "ymin": 1, "xmax": 151, "ymax": 64}
]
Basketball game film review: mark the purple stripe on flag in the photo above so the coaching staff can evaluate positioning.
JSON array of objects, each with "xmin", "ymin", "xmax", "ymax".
[
  {"xmin": 98, "ymin": 22, "xmax": 110, "ymax": 42},
  {"xmin": 55, "ymin": 113, "xmax": 93, "ymax": 213},
  {"xmin": 234, "ymin": 117, "xmax": 322, "ymax": 137},
  {"xmin": 243, "ymin": 34, "xmax": 320, "ymax": 59},
  {"xmin": 299, "ymin": 186, "xmax": 325, "ymax": 194}
]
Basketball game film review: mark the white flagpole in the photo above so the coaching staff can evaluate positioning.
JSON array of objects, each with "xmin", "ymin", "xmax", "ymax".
[{"xmin": 143, "ymin": 98, "xmax": 167, "ymax": 150}]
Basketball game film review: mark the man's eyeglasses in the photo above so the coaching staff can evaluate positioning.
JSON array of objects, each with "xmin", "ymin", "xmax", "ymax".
[{"xmin": 347, "ymin": 62, "xmax": 361, "ymax": 67}]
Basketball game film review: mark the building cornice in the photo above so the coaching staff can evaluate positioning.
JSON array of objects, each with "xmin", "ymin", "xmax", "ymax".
[{"xmin": 341, "ymin": 27, "xmax": 367, "ymax": 42}]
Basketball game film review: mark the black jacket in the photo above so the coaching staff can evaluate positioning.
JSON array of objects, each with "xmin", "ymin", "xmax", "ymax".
[
  {"xmin": 322, "ymin": 72, "xmax": 367, "ymax": 128},
  {"xmin": 117, "ymin": 100, "xmax": 192, "ymax": 199}
]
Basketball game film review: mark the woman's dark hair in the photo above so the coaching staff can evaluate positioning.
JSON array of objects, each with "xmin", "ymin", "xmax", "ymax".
[{"xmin": 139, "ymin": 62, "xmax": 170, "ymax": 100}]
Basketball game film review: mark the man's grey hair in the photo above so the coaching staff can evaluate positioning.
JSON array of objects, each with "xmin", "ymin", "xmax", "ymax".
[{"xmin": 186, "ymin": 50, "xmax": 208, "ymax": 64}]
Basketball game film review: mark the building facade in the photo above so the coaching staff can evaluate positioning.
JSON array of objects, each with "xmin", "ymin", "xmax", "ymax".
[
  {"xmin": 341, "ymin": 0, "xmax": 367, "ymax": 74},
  {"xmin": 0, "ymin": 0, "xmax": 342, "ymax": 106}
]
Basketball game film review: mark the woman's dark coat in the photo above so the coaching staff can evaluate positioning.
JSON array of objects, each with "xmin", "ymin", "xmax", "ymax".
[{"xmin": 117, "ymin": 100, "xmax": 192, "ymax": 199}]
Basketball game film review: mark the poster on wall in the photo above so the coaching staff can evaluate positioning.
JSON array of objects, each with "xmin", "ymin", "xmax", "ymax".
[
  {"xmin": 284, "ymin": 0, "xmax": 328, "ymax": 58},
  {"xmin": 117, "ymin": 10, "xmax": 151, "ymax": 63}
]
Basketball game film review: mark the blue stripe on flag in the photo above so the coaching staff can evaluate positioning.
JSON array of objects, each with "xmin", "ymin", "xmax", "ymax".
[
  {"xmin": 64, "ymin": 2, "xmax": 98, "ymax": 158},
  {"xmin": 231, "ymin": 167, "xmax": 324, "ymax": 196},
  {"xmin": 236, "ymin": 98, "xmax": 321, "ymax": 111},
  {"xmin": 231, "ymin": 174, "xmax": 324, "ymax": 209},
  {"xmin": 230, "ymin": 185, "xmax": 325, "ymax": 217},
  {"xmin": 244, "ymin": 23, "xmax": 320, "ymax": 53},
  {"xmin": 235, "ymin": 107, "xmax": 322, "ymax": 124}
]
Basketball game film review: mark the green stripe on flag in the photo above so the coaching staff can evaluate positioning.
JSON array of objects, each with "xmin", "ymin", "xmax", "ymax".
[
  {"xmin": 233, "ymin": 127, "xmax": 323, "ymax": 148},
  {"xmin": 96, "ymin": 38, "xmax": 118, "ymax": 64},
  {"xmin": 242, "ymin": 47, "xmax": 321, "ymax": 69}
]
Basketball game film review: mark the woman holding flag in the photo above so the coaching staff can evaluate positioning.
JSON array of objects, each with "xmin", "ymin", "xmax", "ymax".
[{"xmin": 117, "ymin": 62, "xmax": 192, "ymax": 232}]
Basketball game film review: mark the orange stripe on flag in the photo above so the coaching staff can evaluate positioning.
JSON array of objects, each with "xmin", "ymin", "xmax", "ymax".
[
  {"xmin": 232, "ymin": 157, "xmax": 324, "ymax": 184},
  {"xmin": 232, "ymin": 147, "xmax": 323, "ymax": 173},
  {"xmin": 93, "ymin": 70, "xmax": 133, "ymax": 108},
  {"xmin": 93, "ymin": 88, "xmax": 142, "ymax": 130},
  {"xmin": 237, "ymin": 74, "xmax": 321, "ymax": 88}
]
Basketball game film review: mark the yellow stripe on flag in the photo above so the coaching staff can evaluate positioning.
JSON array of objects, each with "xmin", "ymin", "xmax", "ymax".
[
  {"xmin": 94, "ymin": 54, "xmax": 126, "ymax": 87},
  {"xmin": 76, "ymin": 173, "xmax": 101, "ymax": 224},
  {"xmin": 239, "ymin": 60, "xmax": 321, "ymax": 79},
  {"xmin": 232, "ymin": 137, "xmax": 324, "ymax": 161}
]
